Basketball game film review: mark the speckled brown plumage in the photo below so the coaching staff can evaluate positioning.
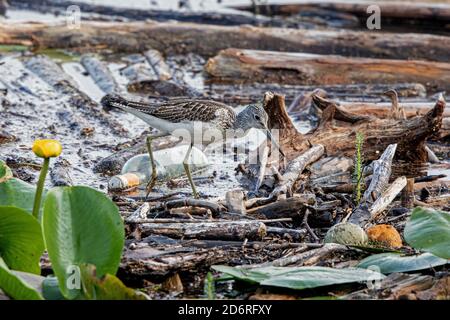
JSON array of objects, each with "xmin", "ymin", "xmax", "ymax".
[{"xmin": 101, "ymin": 94, "xmax": 237, "ymax": 130}]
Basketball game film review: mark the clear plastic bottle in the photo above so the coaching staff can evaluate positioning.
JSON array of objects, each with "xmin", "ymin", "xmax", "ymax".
[{"xmin": 108, "ymin": 145, "xmax": 209, "ymax": 190}]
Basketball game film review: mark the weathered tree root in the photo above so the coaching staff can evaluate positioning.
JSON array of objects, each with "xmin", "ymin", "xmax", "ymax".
[{"xmin": 263, "ymin": 92, "xmax": 446, "ymax": 163}]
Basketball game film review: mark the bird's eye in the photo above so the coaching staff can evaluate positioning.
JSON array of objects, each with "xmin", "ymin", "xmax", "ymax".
[{"xmin": 254, "ymin": 115, "xmax": 261, "ymax": 121}]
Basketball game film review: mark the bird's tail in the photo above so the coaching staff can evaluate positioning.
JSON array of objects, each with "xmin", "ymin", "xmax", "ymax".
[
  {"xmin": 101, "ymin": 93, "xmax": 155, "ymax": 112},
  {"xmin": 100, "ymin": 94, "xmax": 160, "ymax": 126}
]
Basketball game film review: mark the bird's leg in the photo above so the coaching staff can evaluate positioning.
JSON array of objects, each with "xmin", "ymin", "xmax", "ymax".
[
  {"xmin": 183, "ymin": 143, "xmax": 199, "ymax": 199},
  {"xmin": 145, "ymin": 132, "xmax": 169, "ymax": 198}
]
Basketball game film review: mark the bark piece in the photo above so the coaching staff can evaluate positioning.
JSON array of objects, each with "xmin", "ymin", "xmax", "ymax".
[{"xmin": 401, "ymin": 178, "xmax": 415, "ymax": 209}]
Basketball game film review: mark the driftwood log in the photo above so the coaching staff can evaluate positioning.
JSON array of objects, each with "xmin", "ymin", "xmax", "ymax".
[
  {"xmin": 9, "ymin": 0, "xmax": 287, "ymax": 28},
  {"xmin": 121, "ymin": 245, "xmax": 247, "ymax": 277},
  {"xmin": 348, "ymin": 144, "xmax": 407, "ymax": 226},
  {"xmin": 247, "ymin": 197, "xmax": 310, "ymax": 219},
  {"xmin": 263, "ymin": 92, "xmax": 446, "ymax": 163},
  {"xmin": 1, "ymin": 21, "xmax": 450, "ymax": 61},
  {"xmin": 320, "ymin": 99, "xmax": 450, "ymax": 140},
  {"xmin": 348, "ymin": 144, "xmax": 395, "ymax": 225},
  {"xmin": 205, "ymin": 49, "xmax": 450, "ymax": 91},
  {"xmin": 136, "ymin": 221, "xmax": 267, "ymax": 241},
  {"xmin": 80, "ymin": 54, "xmax": 118, "ymax": 94},
  {"xmin": 236, "ymin": 0, "xmax": 450, "ymax": 22}
]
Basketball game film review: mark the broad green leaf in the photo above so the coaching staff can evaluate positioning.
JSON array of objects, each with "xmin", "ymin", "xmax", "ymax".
[
  {"xmin": 213, "ymin": 266, "xmax": 385, "ymax": 290},
  {"xmin": 80, "ymin": 264, "xmax": 148, "ymax": 300},
  {"xmin": 0, "ymin": 206, "xmax": 44, "ymax": 274},
  {"xmin": 212, "ymin": 266, "xmax": 273, "ymax": 284},
  {"xmin": 42, "ymin": 186, "xmax": 124, "ymax": 299},
  {"xmin": 0, "ymin": 178, "xmax": 39, "ymax": 214},
  {"xmin": 357, "ymin": 252, "xmax": 448, "ymax": 274},
  {"xmin": 0, "ymin": 257, "xmax": 43, "ymax": 300},
  {"xmin": 404, "ymin": 207, "xmax": 450, "ymax": 259},
  {"xmin": 0, "ymin": 160, "xmax": 12, "ymax": 182}
]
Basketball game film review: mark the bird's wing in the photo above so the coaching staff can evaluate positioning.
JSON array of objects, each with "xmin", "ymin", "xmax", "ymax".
[
  {"xmin": 101, "ymin": 94, "xmax": 236, "ymax": 128},
  {"xmin": 147, "ymin": 100, "xmax": 235, "ymax": 124}
]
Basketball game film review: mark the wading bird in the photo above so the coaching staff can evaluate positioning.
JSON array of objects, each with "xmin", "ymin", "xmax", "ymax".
[{"xmin": 101, "ymin": 94, "xmax": 284, "ymax": 198}]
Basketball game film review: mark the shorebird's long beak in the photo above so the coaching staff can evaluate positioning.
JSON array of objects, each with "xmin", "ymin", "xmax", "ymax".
[{"xmin": 265, "ymin": 129, "xmax": 285, "ymax": 158}]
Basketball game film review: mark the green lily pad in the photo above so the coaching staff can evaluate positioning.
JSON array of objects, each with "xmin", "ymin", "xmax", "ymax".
[
  {"xmin": 0, "ymin": 258, "xmax": 43, "ymax": 300},
  {"xmin": 357, "ymin": 252, "xmax": 448, "ymax": 274},
  {"xmin": 42, "ymin": 186, "xmax": 124, "ymax": 299},
  {"xmin": 404, "ymin": 207, "xmax": 450, "ymax": 259},
  {"xmin": 213, "ymin": 266, "xmax": 385, "ymax": 290},
  {"xmin": 0, "ymin": 206, "xmax": 44, "ymax": 274},
  {"xmin": 0, "ymin": 178, "xmax": 40, "ymax": 214}
]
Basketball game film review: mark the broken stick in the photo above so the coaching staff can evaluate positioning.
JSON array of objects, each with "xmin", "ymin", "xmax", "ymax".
[
  {"xmin": 270, "ymin": 144, "xmax": 324, "ymax": 198},
  {"xmin": 137, "ymin": 221, "xmax": 267, "ymax": 241}
]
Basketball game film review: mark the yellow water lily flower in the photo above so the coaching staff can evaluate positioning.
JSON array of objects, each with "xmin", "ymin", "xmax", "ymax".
[{"xmin": 32, "ymin": 139, "xmax": 62, "ymax": 158}]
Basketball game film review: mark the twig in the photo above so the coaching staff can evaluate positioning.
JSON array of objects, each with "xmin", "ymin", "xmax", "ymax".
[{"xmin": 302, "ymin": 209, "xmax": 320, "ymax": 242}]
